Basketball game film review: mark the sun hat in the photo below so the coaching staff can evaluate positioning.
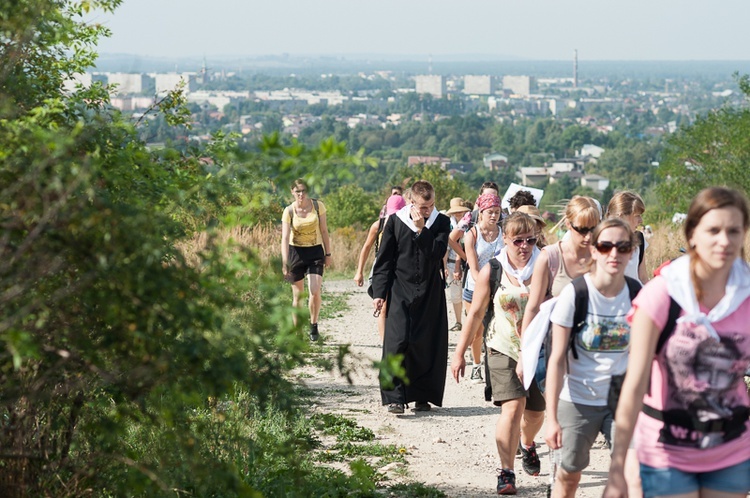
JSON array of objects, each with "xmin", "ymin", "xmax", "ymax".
[
  {"xmin": 385, "ymin": 194, "xmax": 406, "ymax": 216},
  {"xmin": 446, "ymin": 197, "xmax": 471, "ymax": 215}
]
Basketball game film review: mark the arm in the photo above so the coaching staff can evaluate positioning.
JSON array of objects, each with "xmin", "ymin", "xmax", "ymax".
[
  {"xmin": 448, "ymin": 227, "xmax": 466, "ymax": 261},
  {"xmin": 318, "ymin": 211, "xmax": 332, "ymax": 267},
  {"xmin": 638, "ymin": 258, "xmax": 650, "ymax": 284},
  {"xmin": 544, "ymin": 322, "xmax": 571, "ymax": 451},
  {"xmin": 521, "ymin": 250, "xmax": 551, "ymax": 333},
  {"xmin": 603, "ymin": 308, "xmax": 660, "ymax": 498},
  {"xmin": 354, "ymin": 220, "xmax": 380, "ymax": 286},
  {"xmin": 413, "ymin": 214, "xmax": 449, "ymax": 261},
  {"xmin": 371, "ymin": 216, "xmax": 396, "ymax": 301},
  {"xmin": 464, "ymin": 229, "xmax": 480, "ymax": 283},
  {"xmin": 451, "ymin": 264, "xmax": 492, "ymax": 382},
  {"xmin": 281, "ymin": 207, "xmax": 291, "ymax": 278}
]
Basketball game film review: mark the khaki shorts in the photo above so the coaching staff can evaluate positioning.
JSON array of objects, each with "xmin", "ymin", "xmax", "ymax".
[
  {"xmin": 556, "ymin": 399, "xmax": 614, "ymax": 473},
  {"xmin": 487, "ymin": 349, "xmax": 546, "ymax": 411}
]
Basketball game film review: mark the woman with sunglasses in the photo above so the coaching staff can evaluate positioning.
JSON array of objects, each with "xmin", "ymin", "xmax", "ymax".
[
  {"xmin": 521, "ymin": 196, "xmax": 600, "ymax": 368},
  {"xmin": 462, "ymin": 192, "xmax": 504, "ymax": 383},
  {"xmin": 545, "ymin": 218, "xmax": 640, "ymax": 498},
  {"xmin": 604, "ymin": 187, "xmax": 750, "ymax": 498},
  {"xmin": 451, "ymin": 212, "xmax": 543, "ymax": 495}
]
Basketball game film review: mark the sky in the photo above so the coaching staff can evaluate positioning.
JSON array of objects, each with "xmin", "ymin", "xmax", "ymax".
[{"xmin": 95, "ymin": 0, "xmax": 750, "ymax": 61}]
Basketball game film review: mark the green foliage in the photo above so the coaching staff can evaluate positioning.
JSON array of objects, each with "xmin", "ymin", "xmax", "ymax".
[
  {"xmin": 323, "ymin": 184, "xmax": 380, "ymax": 229},
  {"xmin": 658, "ymin": 74, "xmax": 750, "ymax": 212},
  {"xmin": 312, "ymin": 413, "xmax": 376, "ymax": 442},
  {"xmin": 392, "ymin": 163, "xmax": 474, "ymax": 209}
]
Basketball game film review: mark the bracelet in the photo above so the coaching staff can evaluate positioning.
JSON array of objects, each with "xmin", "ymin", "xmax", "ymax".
[{"xmin": 325, "ymin": 253, "xmax": 331, "ymax": 257}]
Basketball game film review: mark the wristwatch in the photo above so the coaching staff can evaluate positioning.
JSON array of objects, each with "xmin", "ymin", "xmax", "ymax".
[{"xmin": 325, "ymin": 253, "xmax": 332, "ymax": 257}]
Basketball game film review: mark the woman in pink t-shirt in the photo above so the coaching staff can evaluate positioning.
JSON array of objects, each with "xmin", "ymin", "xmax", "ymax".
[{"xmin": 604, "ymin": 187, "xmax": 750, "ymax": 498}]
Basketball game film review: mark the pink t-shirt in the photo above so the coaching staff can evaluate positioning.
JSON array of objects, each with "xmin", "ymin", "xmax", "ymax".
[{"xmin": 628, "ymin": 276, "xmax": 750, "ymax": 472}]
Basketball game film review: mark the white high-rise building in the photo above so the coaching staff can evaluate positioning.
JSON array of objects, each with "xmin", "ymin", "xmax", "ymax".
[
  {"xmin": 464, "ymin": 75, "xmax": 495, "ymax": 95},
  {"xmin": 154, "ymin": 73, "xmax": 196, "ymax": 96},
  {"xmin": 502, "ymin": 75, "xmax": 535, "ymax": 97},
  {"xmin": 107, "ymin": 73, "xmax": 144, "ymax": 95},
  {"xmin": 415, "ymin": 75, "xmax": 446, "ymax": 98}
]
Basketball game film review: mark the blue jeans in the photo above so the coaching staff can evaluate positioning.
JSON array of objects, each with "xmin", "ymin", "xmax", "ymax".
[{"xmin": 640, "ymin": 458, "xmax": 750, "ymax": 497}]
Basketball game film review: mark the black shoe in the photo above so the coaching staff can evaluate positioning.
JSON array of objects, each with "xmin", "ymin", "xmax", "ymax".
[
  {"xmin": 413, "ymin": 401, "xmax": 431, "ymax": 412},
  {"xmin": 519, "ymin": 442, "xmax": 541, "ymax": 476},
  {"xmin": 497, "ymin": 468, "xmax": 517, "ymax": 495},
  {"xmin": 387, "ymin": 403, "xmax": 404, "ymax": 414},
  {"xmin": 309, "ymin": 323, "xmax": 319, "ymax": 342}
]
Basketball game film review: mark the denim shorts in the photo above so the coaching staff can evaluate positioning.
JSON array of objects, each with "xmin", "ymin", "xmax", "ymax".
[
  {"xmin": 462, "ymin": 288, "xmax": 474, "ymax": 303},
  {"xmin": 640, "ymin": 458, "xmax": 750, "ymax": 497}
]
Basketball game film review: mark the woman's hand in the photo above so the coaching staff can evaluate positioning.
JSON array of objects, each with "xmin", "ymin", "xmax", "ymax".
[
  {"xmin": 354, "ymin": 271, "xmax": 364, "ymax": 287},
  {"xmin": 545, "ymin": 419, "xmax": 563, "ymax": 451},
  {"xmin": 602, "ymin": 469, "xmax": 628, "ymax": 498},
  {"xmin": 325, "ymin": 254, "xmax": 332, "ymax": 267},
  {"xmin": 450, "ymin": 351, "xmax": 466, "ymax": 383}
]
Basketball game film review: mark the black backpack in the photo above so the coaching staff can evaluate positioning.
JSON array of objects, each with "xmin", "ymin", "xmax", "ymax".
[{"xmin": 535, "ymin": 275, "xmax": 642, "ymax": 394}]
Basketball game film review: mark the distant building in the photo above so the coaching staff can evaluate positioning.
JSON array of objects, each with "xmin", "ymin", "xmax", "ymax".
[
  {"xmin": 154, "ymin": 73, "xmax": 196, "ymax": 95},
  {"xmin": 581, "ymin": 174, "xmax": 610, "ymax": 192},
  {"xmin": 407, "ymin": 155, "xmax": 451, "ymax": 169},
  {"xmin": 107, "ymin": 73, "xmax": 150, "ymax": 95},
  {"xmin": 62, "ymin": 73, "xmax": 92, "ymax": 93},
  {"xmin": 520, "ymin": 167, "xmax": 549, "ymax": 186},
  {"xmin": 464, "ymin": 75, "xmax": 495, "ymax": 95},
  {"xmin": 110, "ymin": 96, "xmax": 155, "ymax": 111},
  {"xmin": 483, "ymin": 152, "xmax": 509, "ymax": 171},
  {"xmin": 415, "ymin": 75, "xmax": 446, "ymax": 98},
  {"xmin": 579, "ymin": 144, "xmax": 605, "ymax": 159},
  {"xmin": 502, "ymin": 75, "xmax": 535, "ymax": 97}
]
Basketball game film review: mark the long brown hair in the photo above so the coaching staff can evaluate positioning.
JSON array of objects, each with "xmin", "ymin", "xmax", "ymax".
[
  {"xmin": 685, "ymin": 187, "xmax": 750, "ymax": 302},
  {"xmin": 588, "ymin": 218, "xmax": 635, "ymax": 273}
]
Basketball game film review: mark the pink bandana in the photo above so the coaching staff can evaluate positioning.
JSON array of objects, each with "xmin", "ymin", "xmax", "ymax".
[{"xmin": 476, "ymin": 193, "xmax": 501, "ymax": 212}]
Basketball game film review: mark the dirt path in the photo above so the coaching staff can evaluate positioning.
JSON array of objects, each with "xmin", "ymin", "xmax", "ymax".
[{"xmin": 308, "ymin": 279, "xmax": 613, "ymax": 497}]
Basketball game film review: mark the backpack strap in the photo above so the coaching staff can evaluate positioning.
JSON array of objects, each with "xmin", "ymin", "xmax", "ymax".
[
  {"xmin": 569, "ymin": 276, "xmax": 642, "ymax": 360},
  {"xmin": 655, "ymin": 297, "xmax": 681, "ymax": 355},
  {"xmin": 545, "ymin": 242, "xmax": 561, "ymax": 291},
  {"xmin": 374, "ymin": 216, "xmax": 386, "ymax": 254},
  {"xmin": 636, "ymin": 231, "xmax": 645, "ymax": 267},
  {"xmin": 568, "ymin": 276, "xmax": 589, "ymax": 360},
  {"xmin": 482, "ymin": 258, "xmax": 503, "ymax": 330}
]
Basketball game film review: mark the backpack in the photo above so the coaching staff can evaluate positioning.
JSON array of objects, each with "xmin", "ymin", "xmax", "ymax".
[
  {"xmin": 480, "ymin": 258, "xmax": 505, "ymax": 401},
  {"xmin": 535, "ymin": 275, "xmax": 642, "ymax": 394},
  {"xmin": 288, "ymin": 198, "xmax": 320, "ymax": 223},
  {"xmin": 636, "ymin": 230, "xmax": 645, "ymax": 267}
]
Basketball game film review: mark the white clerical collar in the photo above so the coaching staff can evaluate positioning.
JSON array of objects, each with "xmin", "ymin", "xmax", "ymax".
[{"xmin": 395, "ymin": 204, "xmax": 439, "ymax": 233}]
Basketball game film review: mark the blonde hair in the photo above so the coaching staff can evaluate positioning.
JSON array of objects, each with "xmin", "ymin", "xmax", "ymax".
[
  {"xmin": 551, "ymin": 195, "xmax": 600, "ymax": 234},
  {"xmin": 503, "ymin": 212, "xmax": 538, "ymax": 238},
  {"xmin": 606, "ymin": 190, "xmax": 645, "ymax": 218}
]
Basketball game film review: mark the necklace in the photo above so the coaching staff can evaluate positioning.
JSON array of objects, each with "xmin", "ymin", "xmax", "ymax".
[{"xmin": 479, "ymin": 223, "xmax": 499, "ymax": 241}]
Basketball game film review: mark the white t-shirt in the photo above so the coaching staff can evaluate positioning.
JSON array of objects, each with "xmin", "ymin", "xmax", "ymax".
[
  {"xmin": 549, "ymin": 274, "xmax": 633, "ymax": 406},
  {"xmin": 624, "ymin": 237, "xmax": 648, "ymax": 282}
]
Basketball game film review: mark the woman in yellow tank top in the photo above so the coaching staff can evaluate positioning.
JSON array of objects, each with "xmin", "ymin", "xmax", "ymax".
[{"xmin": 280, "ymin": 179, "xmax": 332, "ymax": 341}]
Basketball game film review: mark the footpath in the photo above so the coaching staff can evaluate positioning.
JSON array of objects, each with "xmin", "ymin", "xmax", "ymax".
[{"xmin": 305, "ymin": 280, "xmax": 614, "ymax": 497}]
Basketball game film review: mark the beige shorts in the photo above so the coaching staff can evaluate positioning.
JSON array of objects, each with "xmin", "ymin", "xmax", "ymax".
[{"xmin": 487, "ymin": 349, "xmax": 546, "ymax": 411}]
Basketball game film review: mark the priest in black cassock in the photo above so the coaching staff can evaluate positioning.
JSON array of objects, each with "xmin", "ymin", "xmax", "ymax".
[{"xmin": 371, "ymin": 180, "xmax": 451, "ymax": 414}]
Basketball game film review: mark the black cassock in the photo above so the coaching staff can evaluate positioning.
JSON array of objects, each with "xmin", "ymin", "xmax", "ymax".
[{"xmin": 371, "ymin": 211, "xmax": 450, "ymax": 407}]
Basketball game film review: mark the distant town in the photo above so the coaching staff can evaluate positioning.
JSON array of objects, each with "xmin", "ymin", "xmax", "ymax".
[{"xmin": 67, "ymin": 55, "xmax": 749, "ymax": 204}]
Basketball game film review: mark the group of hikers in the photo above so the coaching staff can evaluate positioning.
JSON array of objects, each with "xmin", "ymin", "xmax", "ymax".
[{"xmin": 280, "ymin": 178, "xmax": 750, "ymax": 498}]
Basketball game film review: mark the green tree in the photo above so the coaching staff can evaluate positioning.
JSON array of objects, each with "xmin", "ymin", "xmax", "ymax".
[
  {"xmin": 658, "ymin": 74, "xmax": 750, "ymax": 212},
  {"xmin": 322, "ymin": 184, "xmax": 380, "ymax": 229}
]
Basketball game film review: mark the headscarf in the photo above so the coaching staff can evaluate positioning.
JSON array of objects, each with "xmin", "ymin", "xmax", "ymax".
[{"xmin": 476, "ymin": 193, "xmax": 501, "ymax": 212}]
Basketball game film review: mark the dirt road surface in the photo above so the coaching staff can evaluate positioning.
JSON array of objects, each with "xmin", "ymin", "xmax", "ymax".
[{"xmin": 303, "ymin": 280, "xmax": 615, "ymax": 497}]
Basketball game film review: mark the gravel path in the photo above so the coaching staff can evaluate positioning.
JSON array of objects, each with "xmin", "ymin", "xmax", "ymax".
[{"xmin": 307, "ymin": 279, "xmax": 613, "ymax": 497}]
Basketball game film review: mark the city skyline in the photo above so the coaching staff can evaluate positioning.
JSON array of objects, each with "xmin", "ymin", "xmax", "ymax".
[{"xmin": 95, "ymin": 0, "xmax": 750, "ymax": 61}]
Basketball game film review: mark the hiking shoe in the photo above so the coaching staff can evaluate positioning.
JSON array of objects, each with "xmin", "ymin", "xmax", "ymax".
[
  {"xmin": 497, "ymin": 468, "xmax": 517, "ymax": 495},
  {"xmin": 309, "ymin": 323, "xmax": 319, "ymax": 342},
  {"xmin": 470, "ymin": 365, "xmax": 484, "ymax": 383},
  {"xmin": 413, "ymin": 401, "xmax": 431, "ymax": 412},
  {"xmin": 520, "ymin": 442, "xmax": 541, "ymax": 476},
  {"xmin": 387, "ymin": 403, "xmax": 404, "ymax": 414},
  {"xmin": 450, "ymin": 322, "xmax": 462, "ymax": 331}
]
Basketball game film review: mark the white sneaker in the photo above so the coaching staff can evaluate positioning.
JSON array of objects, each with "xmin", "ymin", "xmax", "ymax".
[{"xmin": 470, "ymin": 365, "xmax": 484, "ymax": 383}]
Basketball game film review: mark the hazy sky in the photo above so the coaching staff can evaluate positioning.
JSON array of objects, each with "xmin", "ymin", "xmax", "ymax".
[{"xmin": 95, "ymin": 0, "xmax": 749, "ymax": 60}]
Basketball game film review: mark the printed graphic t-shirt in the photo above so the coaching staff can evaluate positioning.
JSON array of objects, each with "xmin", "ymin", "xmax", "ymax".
[
  {"xmin": 486, "ymin": 270, "xmax": 529, "ymax": 361},
  {"xmin": 629, "ymin": 276, "xmax": 750, "ymax": 473},
  {"xmin": 282, "ymin": 200, "xmax": 327, "ymax": 247},
  {"xmin": 550, "ymin": 274, "xmax": 633, "ymax": 406}
]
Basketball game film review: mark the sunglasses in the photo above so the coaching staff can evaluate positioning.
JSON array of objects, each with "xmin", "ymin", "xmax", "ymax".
[
  {"xmin": 570, "ymin": 224, "xmax": 596, "ymax": 235},
  {"xmin": 511, "ymin": 237, "xmax": 538, "ymax": 247},
  {"xmin": 594, "ymin": 241, "xmax": 633, "ymax": 254}
]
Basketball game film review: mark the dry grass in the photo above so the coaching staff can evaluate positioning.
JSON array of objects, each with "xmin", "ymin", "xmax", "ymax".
[{"xmin": 180, "ymin": 221, "xmax": 750, "ymax": 280}]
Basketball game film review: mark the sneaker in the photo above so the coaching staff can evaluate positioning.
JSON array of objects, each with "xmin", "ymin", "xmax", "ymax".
[
  {"xmin": 470, "ymin": 365, "xmax": 484, "ymax": 383},
  {"xmin": 519, "ymin": 442, "xmax": 540, "ymax": 476},
  {"xmin": 387, "ymin": 403, "xmax": 404, "ymax": 414},
  {"xmin": 413, "ymin": 401, "xmax": 431, "ymax": 412},
  {"xmin": 496, "ymin": 468, "xmax": 517, "ymax": 495},
  {"xmin": 309, "ymin": 323, "xmax": 319, "ymax": 342},
  {"xmin": 450, "ymin": 322, "xmax": 462, "ymax": 331}
]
